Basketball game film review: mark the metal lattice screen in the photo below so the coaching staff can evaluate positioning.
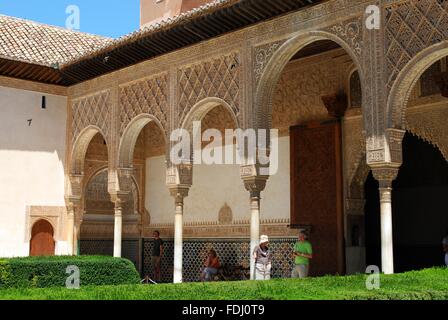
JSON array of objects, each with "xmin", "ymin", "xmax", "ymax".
[{"xmin": 142, "ymin": 238, "xmax": 297, "ymax": 283}]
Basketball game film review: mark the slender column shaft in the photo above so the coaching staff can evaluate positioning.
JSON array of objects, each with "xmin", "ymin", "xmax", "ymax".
[
  {"xmin": 250, "ymin": 192, "xmax": 260, "ymax": 280},
  {"xmin": 67, "ymin": 208, "xmax": 75, "ymax": 256},
  {"xmin": 73, "ymin": 224, "xmax": 79, "ymax": 256},
  {"xmin": 173, "ymin": 201, "xmax": 183, "ymax": 284},
  {"xmin": 379, "ymin": 186, "xmax": 394, "ymax": 274},
  {"xmin": 113, "ymin": 203, "xmax": 123, "ymax": 258}
]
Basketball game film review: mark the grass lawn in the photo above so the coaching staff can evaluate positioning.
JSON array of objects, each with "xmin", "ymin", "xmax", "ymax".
[{"xmin": 0, "ymin": 268, "xmax": 447, "ymax": 300}]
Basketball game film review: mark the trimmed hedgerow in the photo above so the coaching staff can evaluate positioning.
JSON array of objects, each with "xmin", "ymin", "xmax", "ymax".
[
  {"xmin": 0, "ymin": 256, "xmax": 140, "ymax": 289},
  {"xmin": 1, "ymin": 267, "xmax": 447, "ymax": 300}
]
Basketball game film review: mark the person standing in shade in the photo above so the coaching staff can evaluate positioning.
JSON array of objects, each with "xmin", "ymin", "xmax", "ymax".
[
  {"xmin": 152, "ymin": 230, "xmax": 164, "ymax": 282},
  {"xmin": 443, "ymin": 229, "xmax": 448, "ymax": 267},
  {"xmin": 291, "ymin": 230, "xmax": 313, "ymax": 279},
  {"xmin": 253, "ymin": 235, "xmax": 272, "ymax": 280}
]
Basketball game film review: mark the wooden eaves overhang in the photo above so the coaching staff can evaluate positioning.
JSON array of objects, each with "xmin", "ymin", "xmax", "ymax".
[{"xmin": 1, "ymin": 0, "xmax": 323, "ymax": 86}]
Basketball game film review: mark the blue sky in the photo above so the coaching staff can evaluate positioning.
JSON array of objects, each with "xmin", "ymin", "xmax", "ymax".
[{"xmin": 0, "ymin": 0, "xmax": 140, "ymax": 38}]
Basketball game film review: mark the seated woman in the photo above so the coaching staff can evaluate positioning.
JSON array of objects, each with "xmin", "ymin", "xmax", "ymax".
[{"xmin": 201, "ymin": 249, "xmax": 221, "ymax": 282}]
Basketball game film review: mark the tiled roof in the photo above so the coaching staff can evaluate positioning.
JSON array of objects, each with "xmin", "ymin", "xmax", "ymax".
[{"xmin": 0, "ymin": 15, "xmax": 112, "ymax": 67}]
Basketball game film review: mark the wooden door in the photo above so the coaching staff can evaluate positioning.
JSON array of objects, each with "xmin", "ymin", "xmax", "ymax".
[
  {"xmin": 290, "ymin": 120, "xmax": 345, "ymax": 275},
  {"xmin": 30, "ymin": 220, "xmax": 55, "ymax": 256}
]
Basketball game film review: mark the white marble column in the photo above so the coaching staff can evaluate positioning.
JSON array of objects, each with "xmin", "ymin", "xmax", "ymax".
[
  {"xmin": 373, "ymin": 167, "xmax": 399, "ymax": 275},
  {"xmin": 249, "ymin": 192, "xmax": 261, "ymax": 280},
  {"xmin": 167, "ymin": 163, "xmax": 192, "ymax": 284},
  {"xmin": 67, "ymin": 205, "xmax": 75, "ymax": 256},
  {"xmin": 113, "ymin": 200, "xmax": 123, "ymax": 258},
  {"xmin": 73, "ymin": 216, "xmax": 83, "ymax": 256},
  {"xmin": 241, "ymin": 168, "xmax": 268, "ymax": 281},
  {"xmin": 173, "ymin": 199, "xmax": 184, "ymax": 284},
  {"xmin": 379, "ymin": 185, "xmax": 394, "ymax": 274}
]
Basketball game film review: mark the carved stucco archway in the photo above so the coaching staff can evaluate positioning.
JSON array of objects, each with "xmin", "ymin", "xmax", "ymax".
[
  {"xmin": 255, "ymin": 30, "xmax": 365, "ymax": 131},
  {"xmin": 175, "ymin": 97, "xmax": 239, "ymax": 166},
  {"xmin": 71, "ymin": 125, "xmax": 109, "ymax": 176},
  {"xmin": 118, "ymin": 114, "xmax": 167, "ymax": 169},
  {"xmin": 387, "ymin": 41, "xmax": 448, "ymax": 130},
  {"xmin": 83, "ymin": 167, "xmax": 141, "ymax": 215},
  {"xmin": 68, "ymin": 125, "xmax": 111, "ymax": 204},
  {"xmin": 180, "ymin": 97, "xmax": 239, "ymax": 133}
]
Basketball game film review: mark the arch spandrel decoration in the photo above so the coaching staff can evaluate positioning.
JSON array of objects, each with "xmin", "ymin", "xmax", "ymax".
[
  {"xmin": 325, "ymin": 17, "xmax": 363, "ymax": 58},
  {"xmin": 254, "ymin": 25, "xmax": 364, "ymax": 131},
  {"xmin": 177, "ymin": 52, "xmax": 241, "ymax": 128},
  {"xmin": 385, "ymin": 0, "xmax": 448, "ymax": 93},
  {"xmin": 71, "ymin": 90, "xmax": 111, "ymax": 145},
  {"xmin": 387, "ymin": 43, "xmax": 448, "ymax": 130},
  {"xmin": 253, "ymin": 40, "xmax": 287, "ymax": 85},
  {"xmin": 119, "ymin": 73, "xmax": 169, "ymax": 137}
]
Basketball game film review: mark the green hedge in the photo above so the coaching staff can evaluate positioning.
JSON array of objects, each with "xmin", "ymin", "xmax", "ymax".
[{"xmin": 0, "ymin": 256, "xmax": 140, "ymax": 289}]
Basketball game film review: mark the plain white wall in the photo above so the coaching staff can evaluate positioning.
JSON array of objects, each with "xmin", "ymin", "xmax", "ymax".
[
  {"xmin": 145, "ymin": 137, "xmax": 290, "ymax": 225},
  {"xmin": 0, "ymin": 86, "xmax": 67, "ymax": 257}
]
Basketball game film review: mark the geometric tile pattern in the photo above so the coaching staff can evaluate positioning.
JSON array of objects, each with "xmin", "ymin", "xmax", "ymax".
[
  {"xmin": 385, "ymin": 0, "xmax": 448, "ymax": 90},
  {"xmin": 177, "ymin": 52, "xmax": 240, "ymax": 126},
  {"xmin": 71, "ymin": 90, "xmax": 111, "ymax": 143},
  {"xmin": 119, "ymin": 73, "xmax": 169, "ymax": 136}
]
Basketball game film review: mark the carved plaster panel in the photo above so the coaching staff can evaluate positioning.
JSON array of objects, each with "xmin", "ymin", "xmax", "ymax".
[
  {"xmin": 253, "ymin": 40, "xmax": 286, "ymax": 85},
  {"xmin": 325, "ymin": 16, "xmax": 363, "ymax": 58},
  {"xmin": 177, "ymin": 52, "xmax": 241, "ymax": 126},
  {"xmin": 119, "ymin": 73, "xmax": 169, "ymax": 136},
  {"xmin": 385, "ymin": 0, "xmax": 448, "ymax": 91},
  {"xmin": 71, "ymin": 90, "xmax": 111, "ymax": 143}
]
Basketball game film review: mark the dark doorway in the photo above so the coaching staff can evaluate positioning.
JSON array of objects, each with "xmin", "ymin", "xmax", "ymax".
[
  {"xmin": 365, "ymin": 132, "xmax": 448, "ymax": 272},
  {"xmin": 290, "ymin": 120, "xmax": 344, "ymax": 276},
  {"xmin": 30, "ymin": 219, "xmax": 55, "ymax": 256}
]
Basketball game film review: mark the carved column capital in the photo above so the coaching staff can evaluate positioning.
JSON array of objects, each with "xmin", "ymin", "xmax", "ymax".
[
  {"xmin": 67, "ymin": 174, "xmax": 84, "ymax": 198},
  {"xmin": 166, "ymin": 163, "xmax": 192, "ymax": 207},
  {"xmin": 367, "ymin": 128, "xmax": 405, "ymax": 166},
  {"xmin": 166, "ymin": 163, "xmax": 193, "ymax": 189},
  {"xmin": 240, "ymin": 167, "xmax": 269, "ymax": 198},
  {"xmin": 116, "ymin": 167, "xmax": 135, "ymax": 193},
  {"xmin": 169, "ymin": 186, "xmax": 190, "ymax": 206},
  {"xmin": 65, "ymin": 196, "xmax": 81, "ymax": 212},
  {"xmin": 371, "ymin": 166, "xmax": 400, "ymax": 189},
  {"xmin": 110, "ymin": 192, "xmax": 129, "ymax": 207}
]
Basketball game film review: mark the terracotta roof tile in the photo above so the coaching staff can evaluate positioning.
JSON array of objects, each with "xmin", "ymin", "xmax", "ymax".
[{"xmin": 0, "ymin": 15, "xmax": 112, "ymax": 67}]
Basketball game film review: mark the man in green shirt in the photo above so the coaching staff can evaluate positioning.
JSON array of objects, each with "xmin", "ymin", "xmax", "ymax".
[{"xmin": 291, "ymin": 230, "xmax": 313, "ymax": 278}]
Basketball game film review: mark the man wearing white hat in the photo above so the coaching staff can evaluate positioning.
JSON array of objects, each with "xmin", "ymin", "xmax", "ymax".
[{"xmin": 253, "ymin": 235, "xmax": 272, "ymax": 280}]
